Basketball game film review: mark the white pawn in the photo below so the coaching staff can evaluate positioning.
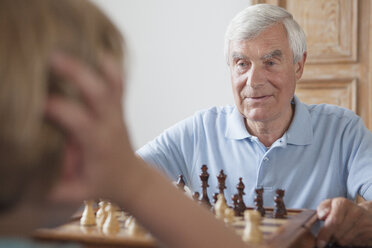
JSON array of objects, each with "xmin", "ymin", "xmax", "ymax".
[
  {"xmin": 96, "ymin": 200, "xmax": 109, "ymax": 228},
  {"xmin": 126, "ymin": 216, "xmax": 146, "ymax": 236},
  {"xmin": 80, "ymin": 200, "xmax": 96, "ymax": 226},
  {"xmin": 242, "ymin": 210, "xmax": 263, "ymax": 244},
  {"xmin": 103, "ymin": 203, "xmax": 120, "ymax": 235},
  {"xmin": 224, "ymin": 207, "xmax": 235, "ymax": 224},
  {"xmin": 214, "ymin": 193, "xmax": 229, "ymax": 219}
]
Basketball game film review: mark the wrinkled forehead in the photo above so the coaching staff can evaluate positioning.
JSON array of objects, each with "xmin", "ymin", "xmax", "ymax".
[
  {"xmin": 231, "ymin": 49, "xmax": 283, "ymax": 61},
  {"xmin": 227, "ymin": 24, "xmax": 291, "ymax": 61}
]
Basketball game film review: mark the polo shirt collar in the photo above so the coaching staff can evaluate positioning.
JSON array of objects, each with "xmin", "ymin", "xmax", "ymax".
[
  {"xmin": 225, "ymin": 95, "xmax": 313, "ymax": 145},
  {"xmin": 225, "ymin": 107, "xmax": 251, "ymax": 140},
  {"xmin": 286, "ymin": 95, "xmax": 313, "ymax": 145}
]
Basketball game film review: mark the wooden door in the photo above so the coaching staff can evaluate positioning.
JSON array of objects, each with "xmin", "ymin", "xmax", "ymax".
[{"xmin": 252, "ymin": 0, "xmax": 372, "ymax": 131}]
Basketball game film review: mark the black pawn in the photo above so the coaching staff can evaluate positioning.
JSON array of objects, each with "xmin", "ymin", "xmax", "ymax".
[
  {"xmin": 232, "ymin": 194, "xmax": 239, "ymax": 217},
  {"xmin": 176, "ymin": 175, "xmax": 186, "ymax": 192},
  {"xmin": 193, "ymin": 192, "xmax": 200, "ymax": 201},
  {"xmin": 213, "ymin": 193, "xmax": 219, "ymax": 204}
]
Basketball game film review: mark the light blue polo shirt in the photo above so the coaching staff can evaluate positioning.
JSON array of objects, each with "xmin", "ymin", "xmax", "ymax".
[{"xmin": 137, "ymin": 96, "xmax": 372, "ymax": 209}]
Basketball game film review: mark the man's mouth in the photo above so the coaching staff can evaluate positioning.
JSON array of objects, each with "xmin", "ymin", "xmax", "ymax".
[{"xmin": 247, "ymin": 95, "xmax": 271, "ymax": 100}]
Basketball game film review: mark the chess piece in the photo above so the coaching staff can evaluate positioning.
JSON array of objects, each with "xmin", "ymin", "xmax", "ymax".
[
  {"xmin": 103, "ymin": 203, "xmax": 120, "ymax": 235},
  {"xmin": 224, "ymin": 207, "xmax": 235, "ymax": 224},
  {"xmin": 273, "ymin": 189, "xmax": 287, "ymax": 218},
  {"xmin": 126, "ymin": 216, "xmax": 146, "ymax": 236},
  {"xmin": 176, "ymin": 175, "xmax": 186, "ymax": 192},
  {"xmin": 236, "ymin": 178, "xmax": 246, "ymax": 216},
  {"xmin": 80, "ymin": 200, "xmax": 96, "ymax": 226},
  {"xmin": 96, "ymin": 200, "xmax": 109, "ymax": 228},
  {"xmin": 200, "ymin": 164, "xmax": 211, "ymax": 207},
  {"xmin": 217, "ymin": 170, "xmax": 227, "ymax": 195},
  {"xmin": 254, "ymin": 187, "xmax": 265, "ymax": 217},
  {"xmin": 192, "ymin": 192, "xmax": 200, "ymax": 201},
  {"xmin": 232, "ymin": 194, "xmax": 240, "ymax": 217},
  {"xmin": 213, "ymin": 193, "xmax": 219, "ymax": 204},
  {"xmin": 242, "ymin": 210, "xmax": 263, "ymax": 244},
  {"xmin": 214, "ymin": 193, "xmax": 229, "ymax": 219}
]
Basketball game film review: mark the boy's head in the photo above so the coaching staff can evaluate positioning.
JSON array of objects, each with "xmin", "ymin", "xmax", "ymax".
[{"xmin": 0, "ymin": 0, "xmax": 123, "ymax": 213}]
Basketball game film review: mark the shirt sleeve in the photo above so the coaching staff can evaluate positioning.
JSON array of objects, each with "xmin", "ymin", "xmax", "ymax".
[
  {"xmin": 136, "ymin": 115, "xmax": 197, "ymax": 182},
  {"xmin": 345, "ymin": 116, "xmax": 372, "ymax": 200}
]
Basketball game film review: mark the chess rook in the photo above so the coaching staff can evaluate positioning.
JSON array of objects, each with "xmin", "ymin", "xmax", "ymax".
[
  {"xmin": 254, "ymin": 188, "xmax": 265, "ymax": 217},
  {"xmin": 273, "ymin": 189, "xmax": 287, "ymax": 218}
]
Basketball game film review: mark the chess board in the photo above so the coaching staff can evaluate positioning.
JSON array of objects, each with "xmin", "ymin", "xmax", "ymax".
[{"xmin": 34, "ymin": 207, "xmax": 318, "ymax": 248}]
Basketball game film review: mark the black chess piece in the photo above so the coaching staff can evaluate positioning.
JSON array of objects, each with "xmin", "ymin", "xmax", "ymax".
[
  {"xmin": 273, "ymin": 188, "xmax": 287, "ymax": 218},
  {"xmin": 199, "ymin": 165, "xmax": 211, "ymax": 207},
  {"xmin": 254, "ymin": 187, "xmax": 265, "ymax": 217},
  {"xmin": 193, "ymin": 192, "xmax": 200, "ymax": 201},
  {"xmin": 236, "ymin": 177, "xmax": 246, "ymax": 216},
  {"xmin": 213, "ymin": 193, "xmax": 219, "ymax": 204},
  {"xmin": 217, "ymin": 170, "xmax": 227, "ymax": 195},
  {"xmin": 176, "ymin": 175, "xmax": 186, "ymax": 192},
  {"xmin": 232, "ymin": 194, "xmax": 239, "ymax": 217}
]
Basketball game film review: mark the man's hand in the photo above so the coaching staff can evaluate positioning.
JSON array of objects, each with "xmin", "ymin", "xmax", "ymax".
[{"xmin": 317, "ymin": 197, "xmax": 372, "ymax": 247}]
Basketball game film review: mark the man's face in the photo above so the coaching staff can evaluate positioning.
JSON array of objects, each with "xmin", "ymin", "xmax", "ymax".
[{"xmin": 228, "ymin": 23, "xmax": 305, "ymax": 125}]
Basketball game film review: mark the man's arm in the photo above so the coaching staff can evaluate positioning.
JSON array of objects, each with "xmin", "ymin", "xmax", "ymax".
[{"xmin": 136, "ymin": 108, "xmax": 198, "ymax": 182}]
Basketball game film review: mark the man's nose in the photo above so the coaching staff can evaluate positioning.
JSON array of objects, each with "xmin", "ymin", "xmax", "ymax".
[{"xmin": 246, "ymin": 65, "xmax": 265, "ymax": 88}]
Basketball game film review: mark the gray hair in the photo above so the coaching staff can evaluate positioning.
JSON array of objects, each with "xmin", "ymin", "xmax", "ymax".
[{"xmin": 224, "ymin": 4, "xmax": 306, "ymax": 64}]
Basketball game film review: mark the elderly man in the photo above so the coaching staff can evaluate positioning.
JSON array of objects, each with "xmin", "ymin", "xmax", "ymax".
[{"xmin": 138, "ymin": 4, "xmax": 372, "ymax": 247}]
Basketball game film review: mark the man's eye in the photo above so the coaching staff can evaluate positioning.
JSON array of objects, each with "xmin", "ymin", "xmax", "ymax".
[
  {"xmin": 265, "ymin": 61, "xmax": 275, "ymax": 66},
  {"xmin": 237, "ymin": 61, "xmax": 248, "ymax": 67}
]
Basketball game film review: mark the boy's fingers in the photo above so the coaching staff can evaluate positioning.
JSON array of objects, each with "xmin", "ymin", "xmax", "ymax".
[
  {"xmin": 45, "ymin": 96, "xmax": 91, "ymax": 143},
  {"xmin": 99, "ymin": 54, "xmax": 125, "ymax": 96},
  {"xmin": 50, "ymin": 52, "xmax": 107, "ymax": 115}
]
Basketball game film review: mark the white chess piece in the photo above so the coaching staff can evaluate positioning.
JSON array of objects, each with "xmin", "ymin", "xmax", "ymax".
[
  {"xmin": 80, "ymin": 200, "xmax": 96, "ymax": 226},
  {"xmin": 96, "ymin": 200, "xmax": 109, "ymax": 228},
  {"xmin": 126, "ymin": 216, "xmax": 146, "ymax": 236},
  {"xmin": 103, "ymin": 203, "xmax": 120, "ymax": 235},
  {"xmin": 214, "ymin": 193, "xmax": 229, "ymax": 219},
  {"xmin": 242, "ymin": 210, "xmax": 263, "ymax": 244},
  {"xmin": 224, "ymin": 207, "xmax": 235, "ymax": 224}
]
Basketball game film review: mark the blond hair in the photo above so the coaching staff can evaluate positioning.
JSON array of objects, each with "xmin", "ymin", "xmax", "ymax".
[{"xmin": 0, "ymin": 0, "xmax": 124, "ymax": 211}]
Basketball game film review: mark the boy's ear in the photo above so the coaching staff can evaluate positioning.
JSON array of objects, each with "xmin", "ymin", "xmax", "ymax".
[{"xmin": 46, "ymin": 139, "xmax": 87, "ymax": 204}]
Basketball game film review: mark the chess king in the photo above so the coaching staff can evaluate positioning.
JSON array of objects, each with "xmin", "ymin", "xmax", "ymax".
[{"xmin": 137, "ymin": 4, "xmax": 372, "ymax": 247}]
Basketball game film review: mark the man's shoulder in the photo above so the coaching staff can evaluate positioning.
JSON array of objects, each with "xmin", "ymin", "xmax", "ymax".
[
  {"xmin": 193, "ymin": 105, "xmax": 235, "ymax": 119},
  {"xmin": 305, "ymin": 103, "xmax": 358, "ymax": 122},
  {"xmin": 162, "ymin": 105, "xmax": 235, "ymax": 134}
]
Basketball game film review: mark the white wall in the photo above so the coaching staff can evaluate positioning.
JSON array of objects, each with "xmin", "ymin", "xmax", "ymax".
[{"xmin": 91, "ymin": 0, "xmax": 251, "ymax": 148}]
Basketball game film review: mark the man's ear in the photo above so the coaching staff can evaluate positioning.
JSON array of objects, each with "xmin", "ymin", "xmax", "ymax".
[
  {"xmin": 46, "ymin": 139, "xmax": 88, "ymax": 204},
  {"xmin": 295, "ymin": 52, "xmax": 307, "ymax": 81}
]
